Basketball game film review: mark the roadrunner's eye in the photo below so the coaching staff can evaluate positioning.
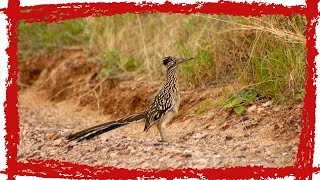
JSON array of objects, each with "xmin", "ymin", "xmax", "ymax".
[{"xmin": 163, "ymin": 57, "xmax": 172, "ymax": 66}]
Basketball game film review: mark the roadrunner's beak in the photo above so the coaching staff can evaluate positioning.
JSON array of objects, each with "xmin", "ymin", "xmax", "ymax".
[{"xmin": 177, "ymin": 57, "xmax": 194, "ymax": 65}]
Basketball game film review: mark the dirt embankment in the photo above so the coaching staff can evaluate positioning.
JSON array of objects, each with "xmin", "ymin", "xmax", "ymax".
[{"xmin": 18, "ymin": 48, "xmax": 302, "ymax": 169}]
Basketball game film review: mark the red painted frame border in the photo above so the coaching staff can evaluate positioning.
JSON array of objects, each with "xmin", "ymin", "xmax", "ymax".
[{"xmin": 1, "ymin": 0, "xmax": 319, "ymax": 179}]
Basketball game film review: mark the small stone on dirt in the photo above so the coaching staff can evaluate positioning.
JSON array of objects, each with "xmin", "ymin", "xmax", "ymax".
[
  {"xmin": 183, "ymin": 149, "xmax": 192, "ymax": 158},
  {"xmin": 273, "ymin": 106, "xmax": 281, "ymax": 112},
  {"xmin": 110, "ymin": 152, "xmax": 118, "ymax": 159},
  {"xmin": 257, "ymin": 107, "xmax": 264, "ymax": 114},
  {"xmin": 52, "ymin": 139, "xmax": 62, "ymax": 146},
  {"xmin": 194, "ymin": 158, "xmax": 208, "ymax": 169},
  {"xmin": 247, "ymin": 105, "xmax": 257, "ymax": 114},
  {"xmin": 244, "ymin": 132, "xmax": 250, "ymax": 138},
  {"xmin": 241, "ymin": 116, "xmax": 249, "ymax": 122},
  {"xmin": 262, "ymin": 101, "xmax": 272, "ymax": 107},
  {"xmin": 240, "ymin": 146, "xmax": 248, "ymax": 151},
  {"xmin": 192, "ymin": 132, "xmax": 208, "ymax": 140},
  {"xmin": 225, "ymin": 135, "xmax": 233, "ymax": 141}
]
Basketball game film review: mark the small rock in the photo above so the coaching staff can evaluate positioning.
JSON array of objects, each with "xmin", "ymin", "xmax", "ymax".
[
  {"xmin": 274, "ymin": 124, "xmax": 280, "ymax": 130},
  {"xmin": 153, "ymin": 143, "xmax": 162, "ymax": 146},
  {"xmin": 52, "ymin": 139, "xmax": 62, "ymax": 146},
  {"xmin": 240, "ymin": 146, "xmax": 248, "ymax": 151},
  {"xmin": 110, "ymin": 152, "xmax": 118, "ymax": 159},
  {"xmin": 192, "ymin": 132, "xmax": 208, "ymax": 140},
  {"xmin": 257, "ymin": 107, "xmax": 264, "ymax": 114},
  {"xmin": 194, "ymin": 158, "xmax": 208, "ymax": 169},
  {"xmin": 225, "ymin": 135, "xmax": 233, "ymax": 141},
  {"xmin": 66, "ymin": 144, "xmax": 74, "ymax": 150},
  {"xmin": 193, "ymin": 150, "xmax": 204, "ymax": 158},
  {"xmin": 202, "ymin": 124, "xmax": 211, "ymax": 129},
  {"xmin": 214, "ymin": 154, "xmax": 222, "ymax": 158},
  {"xmin": 182, "ymin": 149, "xmax": 192, "ymax": 158},
  {"xmin": 221, "ymin": 122, "xmax": 229, "ymax": 130},
  {"xmin": 262, "ymin": 101, "xmax": 272, "ymax": 107},
  {"xmin": 159, "ymin": 163, "xmax": 169, "ymax": 170},
  {"xmin": 168, "ymin": 148, "xmax": 181, "ymax": 154},
  {"xmin": 143, "ymin": 146, "xmax": 152, "ymax": 152},
  {"xmin": 247, "ymin": 105, "xmax": 257, "ymax": 114},
  {"xmin": 226, "ymin": 140, "xmax": 234, "ymax": 146},
  {"xmin": 237, "ymin": 155, "xmax": 246, "ymax": 158},
  {"xmin": 241, "ymin": 116, "xmax": 249, "ymax": 122},
  {"xmin": 129, "ymin": 149, "xmax": 137, "ymax": 155},
  {"xmin": 273, "ymin": 106, "xmax": 281, "ymax": 112},
  {"xmin": 244, "ymin": 132, "xmax": 250, "ymax": 138}
]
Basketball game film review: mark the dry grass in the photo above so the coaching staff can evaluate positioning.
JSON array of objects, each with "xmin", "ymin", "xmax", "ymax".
[{"xmin": 18, "ymin": 13, "xmax": 306, "ymax": 103}]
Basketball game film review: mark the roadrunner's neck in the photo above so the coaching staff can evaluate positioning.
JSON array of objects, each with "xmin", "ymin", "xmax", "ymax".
[{"xmin": 165, "ymin": 67, "xmax": 178, "ymax": 89}]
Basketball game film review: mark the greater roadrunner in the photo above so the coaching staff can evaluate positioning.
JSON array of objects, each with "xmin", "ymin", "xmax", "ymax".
[{"xmin": 67, "ymin": 56, "xmax": 193, "ymax": 142}]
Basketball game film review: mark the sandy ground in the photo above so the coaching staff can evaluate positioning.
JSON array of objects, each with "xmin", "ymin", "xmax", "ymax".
[{"xmin": 18, "ymin": 86, "xmax": 301, "ymax": 169}]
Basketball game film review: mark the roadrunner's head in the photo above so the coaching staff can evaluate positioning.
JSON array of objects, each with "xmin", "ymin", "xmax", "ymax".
[{"xmin": 162, "ymin": 56, "xmax": 193, "ymax": 70}]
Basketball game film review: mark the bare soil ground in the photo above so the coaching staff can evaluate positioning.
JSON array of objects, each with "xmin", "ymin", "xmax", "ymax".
[{"xmin": 18, "ymin": 49, "xmax": 302, "ymax": 169}]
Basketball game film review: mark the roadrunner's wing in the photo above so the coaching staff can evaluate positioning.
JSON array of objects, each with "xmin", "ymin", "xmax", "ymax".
[{"xmin": 143, "ymin": 91, "xmax": 175, "ymax": 132}]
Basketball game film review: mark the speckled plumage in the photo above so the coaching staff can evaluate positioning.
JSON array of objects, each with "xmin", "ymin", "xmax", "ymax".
[{"xmin": 67, "ymin": 56, "xmax": 193, "ymax": 142}]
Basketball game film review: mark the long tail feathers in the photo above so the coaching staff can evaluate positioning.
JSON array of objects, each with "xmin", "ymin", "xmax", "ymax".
[{"xmin": 67, "ymin": 112, "xmax": 146, "ymax": 142}]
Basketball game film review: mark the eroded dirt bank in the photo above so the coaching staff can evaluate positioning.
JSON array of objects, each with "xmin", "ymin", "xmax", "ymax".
[{"xmin": 18, "ymin": 49, "xmax": 302, "ymax": 169}]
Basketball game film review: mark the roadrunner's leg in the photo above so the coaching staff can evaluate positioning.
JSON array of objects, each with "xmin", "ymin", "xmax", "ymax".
[{"xmin": 157, "ymin": 111, "xmax": 175, "ymax": 142}]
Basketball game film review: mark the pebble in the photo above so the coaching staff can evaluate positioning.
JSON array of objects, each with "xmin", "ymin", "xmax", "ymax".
[
  {"xmin": 240, "ymin": 146, "xmax": 248, "ymax": 151},
  {"xmin": 273, "ymin": 106, "xmax": 281, "ymax": 111},
  {"xmin": 247, "ymin": 105, "xmax": 257, "ymax": 114},
  {"xmin": 129, "ymin": 149, "xmax": 137, "ymax": 155},
  {"xmin": 159, "ymin": 162, "xmax": 169, "ymax": 170},
  {"xmin": 183, "ymin": 149, "xmax": 193, "ymax": 158},
  {"xmin": 168, "ymin": 148, "xmax": 181, "ymax": 154},
  {"xmin": 257, "ymin": 107, "xmax": 264, "ymax": 114},
  {"xmin": 193, "ymin": 150, "xmax": 204, "ymax": 158},
  {"xmin": 143, "ymin": 146, "xmax": 152, "ymax": 152},
  {"xmin": 262, "ymin": 101, "xmax": 272, "ymax": 107},
  {"xmin": 226, "ymin": 140, "xmax": 234, "ymax": 146},
  {"xmin": 110, "ymin": 152, "xmax": 118, "ymax": 159},
  {"xmin": 241, "ymin": 116, "xmax": 249, "ymax": 122},
  {"xmin": 244, "ymin": 132, "xmax": 250, "ymax": 138},
  {"xmin": 52, "ymin": 139, "xmax": 62, "ymax": 146},
  {"xmin": 193, "ymin": 158, "xmax": 208, "ymax": 169},
  {"xmin": 225, "ymin": 135, "xmax": 233, "ymax": 141},
  {"xmin": 192, "ymin": 133, "xmax": 208, "ymax": 140}
]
